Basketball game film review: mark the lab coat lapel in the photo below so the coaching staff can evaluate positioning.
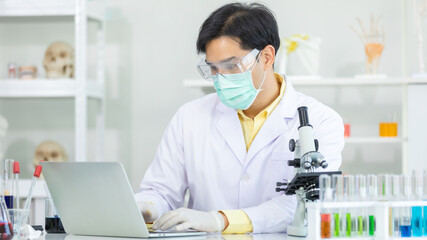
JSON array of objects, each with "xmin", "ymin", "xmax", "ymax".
[
  {"xmin": 215, "ymin": 103, "xmax": 246, "ymax": 165},
  {"xmin": 246, "ymin": 78, "xmax": 298, "ymax": 164}
]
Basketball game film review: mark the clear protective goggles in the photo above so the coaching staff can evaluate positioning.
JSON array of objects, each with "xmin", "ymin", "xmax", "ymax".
[{"xmin": 197, "ymin": 49, "xmax": 261, "ymax": 81}]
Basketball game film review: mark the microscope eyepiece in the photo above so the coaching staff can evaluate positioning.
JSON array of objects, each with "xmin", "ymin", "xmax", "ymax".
[{"xmin": 297, "ymin": 106, "xmax": 310, "ymax": 127}]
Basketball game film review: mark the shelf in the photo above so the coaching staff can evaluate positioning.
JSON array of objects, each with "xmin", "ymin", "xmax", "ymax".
[
  {"xmin": 183, "ymin": 77, "xmax": 427, "ymax": 88},
  {"xmin": 344, "ymin": 137, "xmax": 404, "ymax": 144},
  {"xmin": 0, "ymin": 79, "xmax": 104, "ymax": 99},
  {"xmin": 0, "ymin": 0, "xmax": 105, "ymax": 22},
  {"xmin": 287, "ymin": 77, "xmax": 427, "ymax": 86}
]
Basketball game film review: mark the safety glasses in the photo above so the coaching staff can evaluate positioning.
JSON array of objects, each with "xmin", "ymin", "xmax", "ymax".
[{"xmin": 197, "ymin": 49, "xmax": 261, "ymax": 81}]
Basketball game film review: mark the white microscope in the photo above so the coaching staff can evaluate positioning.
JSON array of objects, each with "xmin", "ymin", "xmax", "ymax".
[{"xmin": 276, "ymin": 106, "xmax": 341, "ymax": 237}]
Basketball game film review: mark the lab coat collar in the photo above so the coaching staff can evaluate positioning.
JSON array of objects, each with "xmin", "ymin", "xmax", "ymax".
[
  {"xmin": 215, "ymin": 75, "xmax": 298, "ymax": 165},
  {"xmin": 245, "ymin": 76, "xmax": 297, "ymax": 163},
  {"xmin": 280, "ymin": 76, "xmax": 299, "ymax": 119},
  {"xmin": 215, "ymin": 106, "xmax": 247, "ymax": 165}
]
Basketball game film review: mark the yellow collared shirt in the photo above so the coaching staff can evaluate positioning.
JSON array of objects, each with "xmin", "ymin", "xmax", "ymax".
[
  {"xmin": 237, "ymin": 73, "xmax": 286, "ymax": 150},
  {"xmin": 221, "ymin": 73, "xmax": 286, "ymax": 234}
]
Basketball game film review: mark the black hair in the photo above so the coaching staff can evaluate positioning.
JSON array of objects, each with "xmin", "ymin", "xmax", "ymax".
[{"xmin": 196, "ymin": 2, "xmax": 280, "ymax": 55}]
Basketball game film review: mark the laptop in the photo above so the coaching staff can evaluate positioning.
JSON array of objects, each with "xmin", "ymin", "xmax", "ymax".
[{"xmin": 41, "ymin": 162, "xmax": 207, "ymax": 238}]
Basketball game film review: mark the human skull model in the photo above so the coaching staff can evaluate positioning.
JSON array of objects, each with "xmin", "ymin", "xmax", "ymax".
[
  {"xmin": 34, "ymin": 140, "xmax": 69, "ymax": 167},
  {"xmin": 43, "ymin": 42, "xmax": 74, "ymax": 78}
]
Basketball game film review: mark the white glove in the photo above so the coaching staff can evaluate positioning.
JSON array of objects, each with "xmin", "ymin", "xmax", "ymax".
[
  {"xmin": 152, "ymin": 208, "xmax": 225, "ymax": 232},
  {"xmin": 138, "ymin": 201, "xmax": 159, "ymax": 223}
]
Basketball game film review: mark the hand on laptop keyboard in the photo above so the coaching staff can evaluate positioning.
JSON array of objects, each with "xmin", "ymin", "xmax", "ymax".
[
  {"xmin": 152, "ymin": 208, "xmax": 225, "ymax": 232},
  {"xmin": 138, "ymin": 201, "xmax": 159, "ymax": 223}
]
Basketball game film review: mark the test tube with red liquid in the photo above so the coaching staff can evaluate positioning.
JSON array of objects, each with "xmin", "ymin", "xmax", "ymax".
[{"xmin": 319, "ymin": 174, "xmax": 332, "ymax": 238}]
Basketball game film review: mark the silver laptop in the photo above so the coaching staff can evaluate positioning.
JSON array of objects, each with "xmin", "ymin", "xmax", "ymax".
[{"xmin": 41, "ymin": 162, "xmax": 207, "ymax": 238}]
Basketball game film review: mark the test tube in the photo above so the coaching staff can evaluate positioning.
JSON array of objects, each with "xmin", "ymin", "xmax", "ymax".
[
  {"xmin": 3, "ymin": 159, "xmax": 14, "ymax": 209},
  {"xmin": 378, "ymin": 174, "xmax": 391, "ymax": 201},
  {"xmin": 319, "ymin": 174, "xmax": 332, "ymax": 238},
  {"xmin": 355, "ymin": 175, "xmax": 367, "ymax": 236},
  {"xmin": 12, "ymin": 162, "xmax": 19, "ymax": 210},
  {"xmin": 400, "ymin": 174, "xmax": 412, "ymax": 237},
  {"xmin": 343, "ymin": 175, "xmax": 356, "ymax": 237},
  {"xmin": 412, "ymin": 171, "xmax": 423, "ymax": 237},
  {"xmin": 423, "ymin": 170, "xmax": 427, "ymax": 236},
  {"xmin": 367, "ymin": 174, "xmax": 377, "ymax": 236},
  {"xmin": 378, "ymin": 174, "xmax": 392, "ymax": 237},
  {"xmin": 391, "ymin": 175, "xmax": 402, "ymax": 237},
  {"xmin": 332, "ymin": 174, "xmax": 344, "ymax": 237}
]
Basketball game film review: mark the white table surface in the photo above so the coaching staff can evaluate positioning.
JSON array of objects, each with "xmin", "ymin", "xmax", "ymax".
[{"xmin": 41, "ymin": 233, "xmax": 296, "ymax": 240}]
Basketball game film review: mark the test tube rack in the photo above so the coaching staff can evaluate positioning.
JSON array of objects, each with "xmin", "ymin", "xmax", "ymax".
[{"xmin": 306, "ymin": 200, "xmax": 427, "ymax": 240}]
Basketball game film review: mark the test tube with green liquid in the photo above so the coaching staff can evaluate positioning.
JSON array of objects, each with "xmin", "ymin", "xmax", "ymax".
[
  {"xmin": 343, "ymin": 175, "xmax": 356, "ymax": 237},
  {"xmin": 355, "ymin": 175, "xmax": 367, "ymax": 236},
  {"xmin": 378, "ymin": 174, "xmax": 392, "ymax": 237},
  {"xmin": 378, "ymin": 174, "xmax": 391, "ymax": 201},
  {"xmin": 332, "ymin": 174, "xmax": 344, "ymax": 237},
  {"xmin": 367, "ymin": 174, "xmax": 378, "ymax": 236}
]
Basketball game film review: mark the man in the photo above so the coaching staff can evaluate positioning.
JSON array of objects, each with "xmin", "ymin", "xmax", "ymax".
[{"xmin": 135, "ymin": 3, "xmax": 344, "ymax": 234}]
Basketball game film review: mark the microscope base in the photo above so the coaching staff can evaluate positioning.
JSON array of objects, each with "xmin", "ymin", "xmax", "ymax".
[
  {"xmin": 287, "ymin": 225, "xmax": 307, "ymax": 237},
  {"xmin": 287, "ymin": 188, "xmax": 308, "ymax": 237}
]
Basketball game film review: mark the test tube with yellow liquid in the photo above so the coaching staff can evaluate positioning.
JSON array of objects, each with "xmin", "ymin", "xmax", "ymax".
[{"xmin": 379, "ymin": 113, "xmax": 398, "ymax": 137}]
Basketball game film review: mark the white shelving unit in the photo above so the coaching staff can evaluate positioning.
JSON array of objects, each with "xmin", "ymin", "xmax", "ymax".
[
  {"xmin": 0, "ymin": 79, "xmax": 103, "ymax": 98},
  {"xmin": 183, "ymin": 77, "xmax": 427, "ymax": 88},
  {"xmin": 0, "ymin": 0, "xmax": 104, "ymax": 21},
  {"xmin": 0, "ymin": 0, "xmax": 106, "ymax": 226},
  {"xmin": 0, "ymin": 0, "xmax": 106, "ymax": 163},
  {"xmin": 344, "ymin": 137, "xmax": 405, "ymax": 144},
  {"xmin": 183, "ymin": 76, "xmax": 427, "ymax": 174}
]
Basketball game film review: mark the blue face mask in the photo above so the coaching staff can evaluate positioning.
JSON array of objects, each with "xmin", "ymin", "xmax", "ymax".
[{"xmin": 213, "ymin": 70, "xmax": 266, "ymax": 110}]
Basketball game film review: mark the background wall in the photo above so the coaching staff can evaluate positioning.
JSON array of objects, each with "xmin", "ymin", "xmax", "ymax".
[{"xmin": 0, "ymin": 0, "xmax": 424, "ymax": 190}]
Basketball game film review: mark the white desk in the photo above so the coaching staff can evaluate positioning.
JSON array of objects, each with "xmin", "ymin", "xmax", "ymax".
[{"xmin": 40, "ymin": 233, "xmax": 294, "ymax": 240}]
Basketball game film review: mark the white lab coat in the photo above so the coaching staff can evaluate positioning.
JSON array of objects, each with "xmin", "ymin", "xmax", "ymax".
[{"xmin": 135, "ymin": 78, "xmax": 344, "ymax": 233}]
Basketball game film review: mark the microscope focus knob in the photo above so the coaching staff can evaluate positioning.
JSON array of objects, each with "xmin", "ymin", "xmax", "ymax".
[
  {"xmin": 276, "ymin": 182, "xmax": 288, "ymax": 187},
  {"xmin": 289, "ymin": 139, "xmax": 296, "ymax": 152},
  {"xmin": 288, "ymin": 159, "xmax": 300, "ymax": 168},
  {"xmin": 302, "ymin": 162, "xmax": 312, "ymax": 169},
  {"xmin": 320, "ymin": 161, "xmax": 328, "ymax": 169},
  {"xmin": 314, "ymin": 139, "xmax": 319, "ymax": 151}
]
